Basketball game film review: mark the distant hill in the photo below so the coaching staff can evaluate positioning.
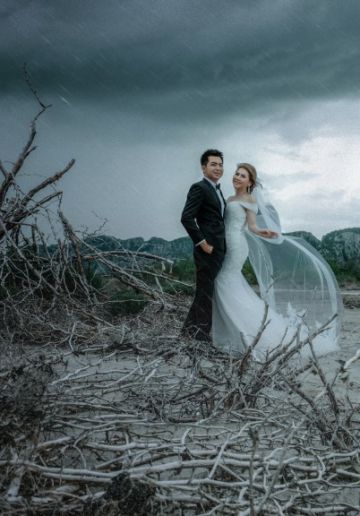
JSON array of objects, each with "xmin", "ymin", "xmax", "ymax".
[
  {"xmin": 84, "ymin": 228, "xmax": 360, "ymax": 281},
  {"xmin": 285, "ymin": 231, "xmax": 322, "ymax": 251},
  {"xmin": 321, "ymin": 228, "xmax": 360, "ymax": 267},
  {"xmin": 85, "ymin": 235, "xmax": 193, "ymax": 259}
]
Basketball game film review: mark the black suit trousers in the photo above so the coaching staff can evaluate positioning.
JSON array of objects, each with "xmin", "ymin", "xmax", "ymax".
[{"xmin": 182, "ymin": 247, "xmax": 225, "ymax": 340}]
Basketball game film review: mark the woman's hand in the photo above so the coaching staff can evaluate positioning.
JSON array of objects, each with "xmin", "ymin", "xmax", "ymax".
[
  {"xmin": 257, "ymin": 229, "xmax": 278, "ymax": 239},
  {"xmin": 246, "ymin": 210, "xmax": 278, "ymax": 239}
]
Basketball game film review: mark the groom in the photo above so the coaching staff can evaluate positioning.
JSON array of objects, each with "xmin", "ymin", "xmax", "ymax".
[{"xmin": 180, "ymin": 149, "xmax": 226, "ymax": 342}]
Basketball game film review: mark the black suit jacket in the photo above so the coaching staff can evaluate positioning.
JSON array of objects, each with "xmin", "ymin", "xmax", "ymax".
[{"xmin": 181, "ymin": 179, "xmax": 226, "ymax": 252}]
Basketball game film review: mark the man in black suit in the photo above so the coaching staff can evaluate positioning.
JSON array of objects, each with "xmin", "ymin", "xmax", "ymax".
[{"xmin": 181, "ymin": 149, "xmax": 226, "ymax": 342}]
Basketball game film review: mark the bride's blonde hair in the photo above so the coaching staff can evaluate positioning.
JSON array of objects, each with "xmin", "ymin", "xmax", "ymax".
[{"xmin": 236, "ymin": 163, "xmax": 258, "ymax": 192}]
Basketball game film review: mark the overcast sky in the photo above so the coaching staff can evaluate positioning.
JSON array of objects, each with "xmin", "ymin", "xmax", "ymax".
[{"xmin": 1, "ymin": 0, "xmax": 360, "ymax": 241}]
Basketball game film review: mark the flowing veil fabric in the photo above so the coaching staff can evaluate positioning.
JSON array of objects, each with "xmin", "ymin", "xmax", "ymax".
[{"xmin": 245, "ymin": 186, "xmax": 342, "ymax": 347}]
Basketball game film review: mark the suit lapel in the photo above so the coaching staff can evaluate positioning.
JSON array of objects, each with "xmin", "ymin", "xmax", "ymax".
[{"xmin": 202, "ymin": 178, "xmax": 224, "ymax": 218}]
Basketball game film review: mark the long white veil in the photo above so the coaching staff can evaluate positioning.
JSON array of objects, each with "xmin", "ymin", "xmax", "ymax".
[{"xmin": 245, "ymin": 185, "xmax": 342, "ymax": 344}]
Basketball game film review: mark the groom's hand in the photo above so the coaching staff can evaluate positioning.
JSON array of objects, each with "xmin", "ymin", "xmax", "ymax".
[{"xmin": 200, "ymin": 241, "xmax": 214, "ymax": 254}]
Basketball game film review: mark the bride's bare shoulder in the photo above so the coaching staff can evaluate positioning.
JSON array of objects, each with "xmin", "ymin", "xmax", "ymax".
[
  {"xmin": 245, "ymin": 193, "xmax": 256, "ymax": 203},
  {"xmin": 227, "ymin": 195, "xmax": 236, "ymax": 202}
]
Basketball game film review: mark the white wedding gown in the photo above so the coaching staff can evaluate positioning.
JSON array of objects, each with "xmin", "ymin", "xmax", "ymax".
[{"xmin": 212, "ymin": 199, "xmax": 340, "ymax": 359}]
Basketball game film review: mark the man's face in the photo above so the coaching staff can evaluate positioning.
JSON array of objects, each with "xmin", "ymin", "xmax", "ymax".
[{"xmin": 202, "ymin": 156, "xmax": 224, "ymax": 183}]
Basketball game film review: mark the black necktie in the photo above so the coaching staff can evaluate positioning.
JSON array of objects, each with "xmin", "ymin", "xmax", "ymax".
[{"xmin": 216, "ymin": 183, "xmax": 221, "ymax": 190}]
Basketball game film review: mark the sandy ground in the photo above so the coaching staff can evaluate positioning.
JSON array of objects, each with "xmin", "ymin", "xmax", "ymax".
[{"xmin": 296, "ymin": 292, "xmax": 360, "ymax": 407}]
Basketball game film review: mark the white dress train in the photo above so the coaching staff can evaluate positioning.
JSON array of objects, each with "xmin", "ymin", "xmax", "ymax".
[{"xmin": 212, "ymin": 200, "xmax": 339, "ymax": 359}]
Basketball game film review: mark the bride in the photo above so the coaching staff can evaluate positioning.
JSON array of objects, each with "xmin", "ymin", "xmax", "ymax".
[{"xmin": 212, "ymin": 163, "xmax": 342, "ymax": 359}]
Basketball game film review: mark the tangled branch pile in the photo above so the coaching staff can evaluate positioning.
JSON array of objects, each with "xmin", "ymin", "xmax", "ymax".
[
  {"xmin": 0, "ymin": 82, "xmax": 170, "ymax": 351},
  {"xmin": 1, "ymin": 305, "xmax": 360, "ymax": 515}
]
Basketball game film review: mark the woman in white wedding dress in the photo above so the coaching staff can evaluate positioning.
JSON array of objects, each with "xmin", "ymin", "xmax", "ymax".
[{"xmin": 212, "ymin": 163, "xmax": 342, "ymax": 359}]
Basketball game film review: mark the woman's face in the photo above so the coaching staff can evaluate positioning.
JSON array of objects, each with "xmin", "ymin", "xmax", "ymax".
[{"xmin": 233, "ymin": 167, "xmax": 252, "ymax": 191}]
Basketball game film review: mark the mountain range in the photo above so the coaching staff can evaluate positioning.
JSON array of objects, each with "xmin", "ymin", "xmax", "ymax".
[{"xmin": 85, "ymin": 227, "xmax": 360, "ymax": 277}]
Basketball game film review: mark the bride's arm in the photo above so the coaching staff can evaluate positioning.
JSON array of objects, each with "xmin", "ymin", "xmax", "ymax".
[{"xmin": 246, "ymin": 209, "xmax": 278, "ymax": 238}]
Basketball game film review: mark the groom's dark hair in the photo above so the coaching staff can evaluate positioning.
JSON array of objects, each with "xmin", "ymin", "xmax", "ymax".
[{"xmin": 200, "ymin": 149, "xmax": 223, "ymax": 166}]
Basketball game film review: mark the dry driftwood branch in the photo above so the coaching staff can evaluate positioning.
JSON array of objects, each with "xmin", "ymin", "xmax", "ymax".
[
  {"xmin": 22, "ymin": 159, "xmax": 75, "ymax": 206},
  {"xmin": 0, "ymin": 68, "xmax": 51, "ymax": 207},
  {"xmin": 0, "ymin": 65, "xmax": 73, "ymax": 245},
  {"xmin": 23, "ymin": 62, "xmax": 50, "ymax": 110},
  {"xmin": 59, "ymin": 211, "xmax": 88, "ymax": 287},
  {"xmin": 63, "ymin": 232, "xmax": 166, "ymax": 302},
  {"xmin": 81, "ymin": 249, "xmax": 174, "ymax": 265}
]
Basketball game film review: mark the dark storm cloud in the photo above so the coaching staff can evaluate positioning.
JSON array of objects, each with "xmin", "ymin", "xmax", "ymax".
[{"xmin": 1, "ymin": 0, "xmax": 360, "ymax": 118}]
